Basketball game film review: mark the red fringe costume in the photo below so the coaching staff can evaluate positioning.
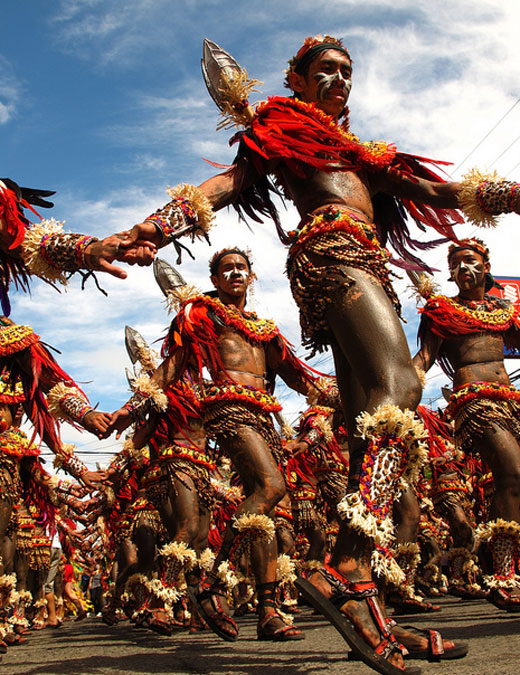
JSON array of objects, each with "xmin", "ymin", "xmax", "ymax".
[
  {"xmin": 145, "ymin": 377, "xmax": 217, "ymax": 512},
  {"xmin": 419, "ymin": 295, "xmax": 520, "ymax": 454},
  {"xmin": 0, "ymin": 179, "xmax": 99, "ymax": 317},
  {"xmin": 0, "ymin": 316, "xmax": 87, "ymax": 451},
  {"xmin": 287, "ymin": 405, "xmax": 349, "ymax": 514},
  {"xmin": 164, "ymin": 294, "xmax": 316, "ymax": 462},
  {"xmin": 229, "ymin": 96, "xmax": 464, "ymax": 353}
]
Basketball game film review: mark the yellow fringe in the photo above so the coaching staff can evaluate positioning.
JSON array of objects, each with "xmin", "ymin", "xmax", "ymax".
[
  {"xmin": 313, "ymin": 414, "xmax": 334, "ymax": 443},
  {"xmin": 457, "ymin": 167, "xmax": 502, "ymax": 228},
  {"xmin": 166, "ymin": 183, "xmax": 215, "ymax": 236},
  {"xmin": 136, "ymin": 345, "xmax": 158, "ymax": 372},
  {"xmin": 198, "ymin": 548, "xmax": 216, "ymax": 573},
  {"xmin": 216, "ymin": 560, "xmax": 239, "ymax": 592},
  {"xmin": 164, "ymin": 284, "xmax": 202, "ymax": 314},
  {"xmin": 276, "ymin": 554, "xmax": 297, "ymax": 584},
  {"xmin": 132, "ymin": 374, "xmax": 168, "ymax": 412},
  {"xmin": 47, "ymin": 382, "xmax": 88, "ymax": 422},
  {"xmin": 146, "ymin": 578, "xmax": 180, "ymax": 605},
  {"xmin": 122, "ymin": 437, "xmax": 147, "ymax": 468},
  {"xmin": 337, "ymin": 492, "xmax": 395, "ymax": 546},
  {"xmin": 159, "ymin": 541, "xmax": 197, "ymax": 571},
  {"xmin": 53, "ymin": 443, "xmax": 75, "ymax": 470},
  {"xmin": 372, "ymin": 549, "xmax": 406, "ymax": 586},
  {"xmin": 476, "ymin": 517, "xmax": 520, "ymax": 543},
  {"xmin": 409, "ymin": 272, "xmax": 439, "ymax": 302},
  {"xmin": 216, "ymin": 68, "xmax": 262, "ymax": 131},
  {"xmin": 233, "ymin": 513, "xmax": 276, "ymax": 544},
  {"xmin": 280, "ymin": 421, "xmax": 295, "ymax": 440},
  {"xmin": 306, "ymin": 376, "xmax": 338, "ymax": 407},
  {"xmin": 21, "ymin": 219, "xmax": 69, "ymax": 285},
  {"xmin": 356, "ymin": 404, "xmax": 428, "ymax": 488}
]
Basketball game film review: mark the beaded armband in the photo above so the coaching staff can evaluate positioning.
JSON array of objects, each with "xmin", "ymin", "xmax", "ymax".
[
  {"xmin": 21, "ymin": 218, "xmax": 99, "ymax": 284},
  {"xmin": 123, "ymin": 373, "xmax": 168, "ymax": 422},
  {"xmin": 307, "ymin": 376, "xmax": 341, "ymax": 409},
  {"xmin": 47, "ymin": 382, "xmax": 94, "ymax": 426},
  {"xmin": 301, "ymin": 427, "xmax": 323, "ymax": 448},
  {"xmin": 458, "ymin": 168, "xmax": 520, "ymax": 228},
  {"xmin": 58, "ymin": 491, "xmax": 80, "ymax": 511},
  {"xmin": 53, "ymin": 443, "xmax": 88, "ymax": 480},
  {"xmin": 145, "ymin": 184, "xmax": 214, "ymax": 248},
  {"xmin": 109, "ymin": 450, "xmax": 130, "ymax": 476}
]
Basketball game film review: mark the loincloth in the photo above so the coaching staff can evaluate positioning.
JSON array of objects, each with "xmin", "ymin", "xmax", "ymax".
[
  {"xmin": 154, "ymin": 442, "xmax": 216, "ymax": 512},
  {"xmin": 0, "ymin": 453, "xmax": 21, "ymax": 504},
  {"xmin": 203, "ymin": 383, "xmax": 283, "ymax": 465},
  {"xmin": 430, "ymin": 472, "xmax": 475, "ymax": 527},
  {"xmin": 446, "ymin": 382, "xmax": 520, "ymax": 455},
  {"xmin": 286, "ymin": 205, "xmax": 401, "ymax": 353},
  {"xmin": 28, "ymin": 535, "xmax": 51, "ymax": 572},
  {"xmin": 116, "ymin": 497, "xmax": 167, "ymax": 544},
  {"xmin": 290, "ymin": 486, "xmax": 325, "ymax": 531}
]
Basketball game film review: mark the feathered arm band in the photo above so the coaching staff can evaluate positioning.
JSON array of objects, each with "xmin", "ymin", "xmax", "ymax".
[
  {"xmin": 47, "ymin": 382, "xmax": 94, "ymax": 426},
  {"xmin": 123, "ymin": 373, "xmax": 168, "ymax": 422},
  {"xmin": 145, "ymin": 184, "xmax": 215, "ymax": 252},
  {"xmin": 53, "ymin": 443, "xmax": 88, "ymax": 480},
  {"xmin": 457, "ymin": 168, "xmax": 520, "ymax": 228},
  {"xmin": 21, "ymin": 218, "xmax": 98, "ymax": 285}
]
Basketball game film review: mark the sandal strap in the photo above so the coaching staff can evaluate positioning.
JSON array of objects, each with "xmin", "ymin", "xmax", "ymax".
[
  {"xmin": 258, "ymin": 610, "xmax": 289, "ymax": 632},
  {"xmin": 257, "ymin": 580, "xmax": 279, "ymax": 609},
  {"xmin": 427, "ymin": 629, "xmax": 445, "ymax": 656},
  {"xmin": 319, "ymin": 564, "xmax": 377, "ymax": 608},
  {"xmin": 317, "ymin": 563, "xmax": 406, "ymax": 659}
]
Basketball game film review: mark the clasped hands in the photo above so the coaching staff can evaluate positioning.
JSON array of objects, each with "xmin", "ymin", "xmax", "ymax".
[{"xmin": 83, "ymin": 221, "xmax": 161, "ymax": 279}]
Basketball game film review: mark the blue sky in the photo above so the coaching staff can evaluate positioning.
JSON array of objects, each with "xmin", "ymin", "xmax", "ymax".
[{"xmin": 2, "ymin": 0, "xmax": 520, "ymax": 466}]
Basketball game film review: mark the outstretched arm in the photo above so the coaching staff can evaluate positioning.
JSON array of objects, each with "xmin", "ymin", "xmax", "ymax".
[
  {"xmin": 374, "ymin": 164, "xmax": 520, "ymax": 225},
  {"xmin": 373, "ymin": 168, "xmax": 460, "ymax": 209},
  {"xmin": 116, "ymin": 158, "xmax": 262, "ymax": 261},
  {"xmin": 265, "ymin": 338, "xmax": 315, "ymax": 397},
  {"xmin": 108, "ymin": 346, "xmax": 187, "ymax": 438}
]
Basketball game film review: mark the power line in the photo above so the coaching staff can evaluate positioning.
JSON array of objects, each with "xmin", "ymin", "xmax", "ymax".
[
  {"xmin": 488, "ymin": 133, "xmax": 520, "ymax": 169},
  {"xmin": 452, "ymin": 97, "xmax": 520, "ymax": 174}
]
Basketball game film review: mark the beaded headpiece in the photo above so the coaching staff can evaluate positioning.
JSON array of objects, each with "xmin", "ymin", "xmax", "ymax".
[
  {"xmin": 447, "ymin": 237, "xmax": 489, "ymax": 263},
  {"xmin": 284, "ymin": 34, "xmax": 351, "ymax": 89}
]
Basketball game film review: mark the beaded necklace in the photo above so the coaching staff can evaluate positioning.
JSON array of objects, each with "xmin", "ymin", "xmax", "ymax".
[
  {"xmin": 185, "ymin": 295, "xmax": 280, "ymax": 342},
  {"xmin": 421, "ymin": 294, "xmax": 519, "ymax": 335}
]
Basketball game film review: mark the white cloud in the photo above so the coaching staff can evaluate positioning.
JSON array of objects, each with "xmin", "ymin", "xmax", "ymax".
[
  {"xmin": 0, "ymin": 55, "xmax": 22, "ymax": 124},
  {"xmin": 8, "ymin": 1, "xmax": 520, "ymax": 467}
]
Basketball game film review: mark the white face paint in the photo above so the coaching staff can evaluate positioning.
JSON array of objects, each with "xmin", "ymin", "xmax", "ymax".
[
  {"xmin": 313, "ymin": 70, "xmax": 352, "ymax": 102},
  {"xmin": 450, "ymin": 259, "xmax": 483, "ymax": 286},
  {"xmin": 222, "ymin": 267, "xmax": 249, "ymax": 282}
]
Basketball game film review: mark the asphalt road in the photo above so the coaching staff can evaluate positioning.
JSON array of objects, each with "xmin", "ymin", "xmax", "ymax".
[{"xmin": 3, "ymin": 595, "xmax": 520, "ymax": 675}]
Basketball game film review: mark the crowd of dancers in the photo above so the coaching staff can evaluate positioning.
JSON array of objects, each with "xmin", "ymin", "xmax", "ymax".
[{"xmin": 1, "ymin": 32, "xmax": 520, "ymax": 674}]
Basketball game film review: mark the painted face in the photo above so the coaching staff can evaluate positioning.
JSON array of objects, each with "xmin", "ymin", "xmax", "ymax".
[
  {"xmin": 212, "ymin": 253, "xmax": 251, "ymax": 298},
  {"xmin": 295, "ymin": 49, "xmax": 352, "ymax": 117},
  {"xmin": 313, "ymin": 67, "xmax": 352, "ymax": 103},
  {"xmin": 449, "ymin": 250, "xmax": 486, "ymax": 290},
  {"xmin": 222, "ymin": 268, "xmax": 249, "ymax": 283}
]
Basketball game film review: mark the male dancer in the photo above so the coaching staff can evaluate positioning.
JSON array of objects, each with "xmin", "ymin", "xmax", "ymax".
[
  {"xmin": 414, "ymin": 238, "xmax": 520, "ymax": 610},
  {"xmin": 109, "ymin": 248, "xmax": 316, "ymax": 641},
  {"xmin": 114, "ymin": 35, "xmax": 520, "ymax": 670}
]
